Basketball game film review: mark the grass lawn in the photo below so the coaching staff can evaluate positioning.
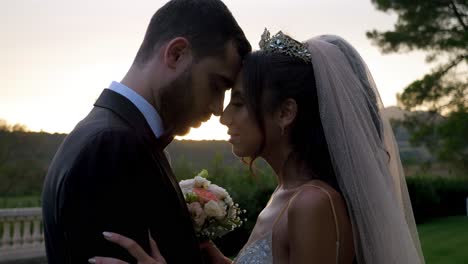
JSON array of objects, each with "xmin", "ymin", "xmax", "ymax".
[
  {"xmin": 0, "ymin": 195, "xmax": 41, "ymax": 208},
  {"xmin": 418, "ymin": 216, "xmax": 468, "ymax": 264}
]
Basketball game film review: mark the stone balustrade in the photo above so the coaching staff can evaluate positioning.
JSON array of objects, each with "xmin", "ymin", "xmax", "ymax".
[{"xmin": 0, "ymin": 208, "xmax": 45, "ymax": 262}]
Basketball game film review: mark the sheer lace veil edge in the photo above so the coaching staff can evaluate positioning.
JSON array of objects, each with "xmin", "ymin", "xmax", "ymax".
[{"xmin": 305, "ymin": 36, "xmax": 425, "ymax": 264}]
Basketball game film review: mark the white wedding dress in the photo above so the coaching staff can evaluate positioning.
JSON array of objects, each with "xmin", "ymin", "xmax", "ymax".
[{"xmin": 234, "ymin": 231, "xmax": 273, "ymax": 264}]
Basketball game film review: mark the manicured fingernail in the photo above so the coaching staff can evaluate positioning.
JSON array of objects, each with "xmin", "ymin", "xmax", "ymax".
[
  {"xmin": 103, "ymin": 232, "xmax": 112, "ymax": 239},
  {"xmin": 88, "ymin": 258, "xmax": 96, "ymax": 263}
]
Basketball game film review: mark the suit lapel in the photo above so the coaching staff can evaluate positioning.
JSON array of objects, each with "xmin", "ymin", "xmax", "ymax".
[
  {"xmin": 94, "ymin": 89, "xmax": 197, "ymax": 240},
  {"xmin": 150, "ymin": 146, "xmax": 192, "ymax": 219}
]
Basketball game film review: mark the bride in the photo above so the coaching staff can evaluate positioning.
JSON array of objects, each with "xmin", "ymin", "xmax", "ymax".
[{"xmin": 89, "ymin": 29, "xmax": 425, "ymax": 264}]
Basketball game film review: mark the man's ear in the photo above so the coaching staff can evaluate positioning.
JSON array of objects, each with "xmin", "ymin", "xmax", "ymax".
[
  {"xmin": 276, "ymin": 98, "xmax": 297, "ymax": 129},
  {"xmin": 163, "ymin": 37, "xmax": 191, "ymax": 69}
]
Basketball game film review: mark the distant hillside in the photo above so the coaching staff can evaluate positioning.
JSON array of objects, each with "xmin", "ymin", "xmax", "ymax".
[
  {"xmin": 381, "ymin": 106, "xmax": 444, "ymax": 122},
  {"xmin": 167, "ymin": 140, "xmax": 243, "ymax": 171},
  {"xmin": 0, "ymin": 130, "xmax": 66, "ymax": 196},
  {"xmin": 0, "ymin": 130, "xmax": 243, "ymax": 196},
  {"xmin": 381, "ymin": 106, "xmax": 436, "ymax": 162},
  {"xmin": 382, "ymin": 106, "xmax": 409, "ymax": 121}
]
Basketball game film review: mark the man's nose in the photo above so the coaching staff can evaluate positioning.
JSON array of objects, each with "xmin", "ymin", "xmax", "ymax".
[{"xmin": 220, "ymin": 110, "xmax": 229, "ymax": 126}]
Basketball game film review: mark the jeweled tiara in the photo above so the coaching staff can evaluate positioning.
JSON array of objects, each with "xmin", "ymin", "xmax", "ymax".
[{"xmin": 259, "ymin": 28, "xmax": 312, "ymax": 63}]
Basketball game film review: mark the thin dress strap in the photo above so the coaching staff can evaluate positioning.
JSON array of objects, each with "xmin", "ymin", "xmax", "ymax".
[
  {"xmin": 271, "ymin": 188, "xmax": 304, "ymax": 228},
  {"xmin": 272, "ymin": 183, "xmax": 341, "ymax": 264}
]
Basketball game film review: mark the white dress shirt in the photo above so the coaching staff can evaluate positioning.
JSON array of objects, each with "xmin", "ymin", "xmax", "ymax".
[{"xmin": 108, "ymin": 81, "xmax": 164, "ymax": 138}]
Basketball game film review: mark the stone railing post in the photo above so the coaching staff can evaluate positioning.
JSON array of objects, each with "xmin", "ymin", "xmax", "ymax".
[
  {"xmin": 1, "ymin": 220, "xmax": 11, "ymax": 249},
  {"xmin": 12, "ymin": 216, "xmax": 22, "ymax": 249},
  {"xmin": 0, "ymin": 208, "xmax": 45, "ymax": 262},
  {"xmin": 32, "ymin": 217, "xmax": 42, "ymax": 246}
]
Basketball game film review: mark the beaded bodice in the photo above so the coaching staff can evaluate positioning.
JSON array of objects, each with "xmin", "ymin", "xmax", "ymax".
[{"xmin": 233, "ymin": 231, "xmax": 273, "ymax": 264}]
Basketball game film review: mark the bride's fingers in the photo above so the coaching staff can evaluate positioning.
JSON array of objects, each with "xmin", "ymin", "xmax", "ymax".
[
  {"xmin": 89, "ymin": 256, "xmax": 128, "ymax": 264},
  {"xmin": 199, "ymin": 240, "xmax": 214, "ymax": 250},
  {"xmin": 149, "ymin": 234, "xmax": 166, "ymax": 263},
  {"xmin": 102, "ymin": 232, "xmax": 153, "ymax": 262}
]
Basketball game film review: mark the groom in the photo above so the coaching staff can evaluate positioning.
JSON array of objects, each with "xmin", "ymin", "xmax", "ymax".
[{"xmin": 41, "ymin": 0, "xmax": 251, "ymax": 263}]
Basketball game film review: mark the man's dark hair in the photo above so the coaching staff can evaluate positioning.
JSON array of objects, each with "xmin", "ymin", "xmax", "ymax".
[{"xmin": 135, "ymin": 0, "xmax": 251, "ymax": 64}]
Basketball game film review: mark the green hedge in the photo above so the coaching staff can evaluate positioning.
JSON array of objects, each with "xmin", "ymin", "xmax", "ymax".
[{"xmin": 406, "ymin": 176, "xmax": 468, "ymax": 223}]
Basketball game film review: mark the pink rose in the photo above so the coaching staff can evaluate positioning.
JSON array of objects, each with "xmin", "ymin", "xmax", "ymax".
[{"xmin": 193, "ymin": 187, "xmax": 218, "ymax": 204}]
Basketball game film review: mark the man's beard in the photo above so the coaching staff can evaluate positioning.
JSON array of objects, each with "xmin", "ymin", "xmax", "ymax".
[{"xmin": 159, "ymin": 68, "xmax": 195, "ymax": 136}]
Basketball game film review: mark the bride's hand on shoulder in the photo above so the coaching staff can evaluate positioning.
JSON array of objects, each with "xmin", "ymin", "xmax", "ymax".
[{"xmin": 89, "ymin": 231, "xmax": 166, "ymax": 264}]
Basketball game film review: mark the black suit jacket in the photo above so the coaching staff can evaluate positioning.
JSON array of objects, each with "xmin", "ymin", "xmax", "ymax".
[{"xmin": 42, "ymin": 89, "xmax": 204, "ymax": 264}]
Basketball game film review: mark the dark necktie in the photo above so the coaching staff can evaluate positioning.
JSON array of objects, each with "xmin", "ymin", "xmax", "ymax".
[{"xmin": 157, "ymin": 132, "xmax": 174, "ymax": 149}]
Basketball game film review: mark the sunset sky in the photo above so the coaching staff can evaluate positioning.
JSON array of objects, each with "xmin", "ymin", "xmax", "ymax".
[{"xmin": 1, "ymin": 0, "xmax": 433, "ymax": 140}]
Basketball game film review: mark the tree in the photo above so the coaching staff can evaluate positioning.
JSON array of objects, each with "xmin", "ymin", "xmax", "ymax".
[
  {"xmin": 0, "ymin": 119, "xmax": 28, "ymax": 132},
  {"xmin": 367, "ymin": 0, "xmax": 468, "ymax": 173}
]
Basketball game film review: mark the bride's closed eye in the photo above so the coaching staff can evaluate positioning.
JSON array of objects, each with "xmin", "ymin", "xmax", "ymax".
[
  {"xmin": 229, "ymin": 91, "xmax": 245, "ymax": 107},
  {"xmin": 230, "ymin": 101, "xmax": 244, "ymax": 107}
]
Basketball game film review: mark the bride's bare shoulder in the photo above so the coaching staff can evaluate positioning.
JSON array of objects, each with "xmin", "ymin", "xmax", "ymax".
[
  {"xmin": 287, "ymin": 181, "xmax": 345, "ymax": 222},
  {"xmin": 285, "ymin": 181, "xmax": 345, "ymax": 261}
]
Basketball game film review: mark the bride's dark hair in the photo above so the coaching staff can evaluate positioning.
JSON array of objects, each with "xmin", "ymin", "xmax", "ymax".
[{"xmin": 242, "ymin": 50, "xmax": 339, "ymax": 191}]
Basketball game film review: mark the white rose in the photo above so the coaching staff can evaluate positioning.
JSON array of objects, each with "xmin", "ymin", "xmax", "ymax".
[
  {"xmin": 224, "ymin": 196, "xmax": 233, "ymax": 206},
  {"xmin": 194, "ymin": 176, "xmax": 210, "ymax": 189},
  {"xmin": 204, "ymin": 200, "xmax": 226, "ymax": 220},
  {"xmin": 179, "ymin": 179, "xmax": 195, "ymax": 192},
  {"xmin": 207, "ymin": 184, "xmax": 228, "ymax": 199},
  {"xmin": 188, "ymin": 202, "xmax": 206, "ymax": 230}
]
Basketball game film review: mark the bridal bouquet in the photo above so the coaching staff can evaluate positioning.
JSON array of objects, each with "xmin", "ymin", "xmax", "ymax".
[{"xmin": 179, "ymin": 169, "xmax": 246, "ymax": 240}]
